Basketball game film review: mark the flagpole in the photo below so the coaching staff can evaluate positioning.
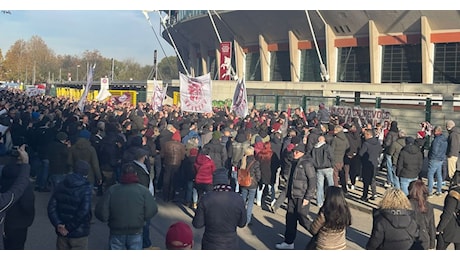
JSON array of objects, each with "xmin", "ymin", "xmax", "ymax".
[
  {"xmin": 142, "ymin": 11, "xmax": 185, "ymax": 77},
  {"xmin": 151, "ymin": 11, "xmax": 190, "ymax": 77},
  {"xmin": 305, "ymin": 10, "xmax": 329, "ymax": 82},
  {"xmin": 207, "ymin": 10, "xmax": 237, "ymax": 80}
]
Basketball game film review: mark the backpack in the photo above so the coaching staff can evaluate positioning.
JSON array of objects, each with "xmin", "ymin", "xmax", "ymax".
[{"xmin": 238, "ymin": 160, "xmax": 255, "ymax": 187}]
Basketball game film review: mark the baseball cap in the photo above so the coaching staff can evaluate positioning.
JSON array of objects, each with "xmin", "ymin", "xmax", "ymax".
[{"xmin": 165, "ymin": 221, "xmax": 193, "ymax": 250}]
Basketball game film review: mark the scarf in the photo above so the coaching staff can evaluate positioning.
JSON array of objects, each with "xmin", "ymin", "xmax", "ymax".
[
  {"xmin": 120, "ymin": 172, "xmax": 139, "ymax": 184},
  {"xmin": 213, "ymin": 184, "xmax": 232, "ymax": 192}
]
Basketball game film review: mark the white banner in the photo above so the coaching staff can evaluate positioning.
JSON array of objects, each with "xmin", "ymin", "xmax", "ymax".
[
  {"xmin": 151, "ymin": 79, "xmax": 166, "ymax": 113},
  {"xmin": 330, "ymin": 105, "xmax": 391, "ymax": 126},
  {"xmin": 231, "ymin": 79, "xmax": 248, "ymax": 118},
  {"xmin": 179, "ymin": 73, "xmax": 212, "ymax": 113},
  {"xmin": 96, "ymin": 77, "xmax": 112, "ymax": 101}
]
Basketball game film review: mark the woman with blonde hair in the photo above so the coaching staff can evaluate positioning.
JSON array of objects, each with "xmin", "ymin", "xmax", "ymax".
[
  {"xmin": 366, "ymin": 188, "xmax": 418, "ymax": 250},
  {"xmin": 238, "ymin": 146, "xmax": 261, "ymax": 226}
]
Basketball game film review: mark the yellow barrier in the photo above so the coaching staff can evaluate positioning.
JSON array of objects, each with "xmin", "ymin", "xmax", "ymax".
[{"xmin": 55, "ymin": 87, "xmax": 137, "ymax": 104}]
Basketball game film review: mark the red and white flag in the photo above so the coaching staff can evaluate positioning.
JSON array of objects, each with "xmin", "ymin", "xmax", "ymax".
[
  {"xmin": 219, "ymin": 42, "xmax": 232, "ymax": 80},
  {"xmin": 231, "ymin": 78, "xmax": 248, "ymax": 118},
  {"xmin": 179, "ymin": 73, "xmax": 212, "ymax": 113}
]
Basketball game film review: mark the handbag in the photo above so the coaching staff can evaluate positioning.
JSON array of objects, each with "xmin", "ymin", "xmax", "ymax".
[{"xmin": 237, "ymin": 160, "xmax": 255, "ymax": 187}]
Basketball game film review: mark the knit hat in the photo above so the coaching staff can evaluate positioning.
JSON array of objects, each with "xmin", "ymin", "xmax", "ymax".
[
  {"xmin": 417, "ymin": 131, "xmax": 426, "ymax": 139},
  {"xmin": 166, "ymin": 221, "xmax": 193, "ymax": 250},
  {"xmin": 212, "ymin": 131, "xmax": 222, "ymax": 140},
  {"xmin": 56, "ymin": 132, "xmax": 68, "ymax": 141},
  {"xmin": 31, "ymin": 111, "xmax": 40, "ymax": 120},
  {"xmin": 171, "ymin": 130, "xmax": 181, "ymax": 142},
  {"xmin": 291, "ymin": 136, "xmax": 301, "ymax": 145},
  {"xmin": 79, "ymin": 129, "xmax": 91, "ymax": 140},
  {"xmin": 213, "ymin": 168, "xmax": 229, "ymax": 185},
  {"xmin": 74, "ymin": 160, "xmax": 90, "ymax": 176},
  {"xmin": 405, "ymin": 136, "xmax": 415, "ymax": 145},
  {"xmin": 134, "ymin": 148, "xmax": 149, "ymax": 159},
  {"xmin": 292, "ymin": 143, "xmax": 306, "ymax": 153}
]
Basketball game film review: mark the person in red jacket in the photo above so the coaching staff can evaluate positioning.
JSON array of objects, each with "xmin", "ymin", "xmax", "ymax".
[{"xmin": 193, "ymin": 147, "xmax": 216, "ymax": 209}]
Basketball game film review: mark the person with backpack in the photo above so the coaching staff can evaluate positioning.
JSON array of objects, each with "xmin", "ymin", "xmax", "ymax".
[{"xmin": 238, "ymin": 146, "xmax": 261, "ymax": 226}]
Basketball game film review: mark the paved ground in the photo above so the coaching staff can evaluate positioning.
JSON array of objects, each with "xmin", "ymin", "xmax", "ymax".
[{"xmin": 23, "ymin": 169, "xmax": 453, "ymax": 250}]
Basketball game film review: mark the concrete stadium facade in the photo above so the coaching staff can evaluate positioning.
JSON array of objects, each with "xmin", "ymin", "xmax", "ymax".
[{"xmin": 159, "ymin": 10, "xmax": 460, "ymax": 135}]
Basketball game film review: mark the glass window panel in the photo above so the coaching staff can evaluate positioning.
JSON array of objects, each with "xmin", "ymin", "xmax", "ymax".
[{"xmin": 270, "ymin": 51, "xmax": 291, "ymax": 81}]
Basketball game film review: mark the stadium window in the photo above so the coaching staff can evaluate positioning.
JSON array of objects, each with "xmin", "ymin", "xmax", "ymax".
[
  {"xmin": 381, "ymin": 44, "xmax": 422, "ymax": 83},
  {"xmin": 433, "ymin": 42, "xmax": 460, "ymax": 84},
  {"xmin": 270, "ymin": 51, "xmax": 291, "ymax": 81},
  {"xmin": 337, "ymin": 46, "xmax": 370, "ymax": 83},
  {"xmin": 245, "ymin": 52, "xmax": 262, "ymax": 81},
  {"xmin": 299, "ymin": 49, "xmax": 323, "ymax": 82}
]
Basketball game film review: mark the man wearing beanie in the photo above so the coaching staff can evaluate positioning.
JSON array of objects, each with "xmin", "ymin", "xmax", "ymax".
[
  {"xmin": 95, "ymin": 162, "xmax": 157, "ymax": 250},
  {"xmin": 68, "ymin": 129, "xmax": 102, "ymax": 187},
  {"xmin": 47, "ymin": 160, "xmax": 93, "ymax": 249},
  {"xmin": 192, "ymin": 168, "xmax": 247, "ymax": 249},
  {"xmin": 160, "ymin": 130, "xmax": 186, "ymax": 202},
  {"xmin": 203, "ymin": 130, "xmax": 227, "ymax": 169}
]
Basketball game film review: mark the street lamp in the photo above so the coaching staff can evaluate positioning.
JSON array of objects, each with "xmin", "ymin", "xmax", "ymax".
[{"xmin": 77, "ymin": 64, "xmax": 80, "ymax": 81}]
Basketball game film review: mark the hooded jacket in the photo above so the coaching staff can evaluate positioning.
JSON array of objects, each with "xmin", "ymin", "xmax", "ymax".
[
  {"xmin": 366, "ymin": 208, "xmax": 418, "ymax": 250},
  {"xmin": 194, "ymin": 154, "xmax": 216, "ymax": 185},
  {"xmin": 397, "ymin": 143, "xmax": 423, "ymax": 179},
  {"xmin": 68, "ymin": 138, "xmax": 102, "ymax": 185}
]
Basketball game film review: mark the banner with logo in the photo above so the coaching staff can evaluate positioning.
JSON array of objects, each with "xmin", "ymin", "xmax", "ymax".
[
  {"xmin": 330, "ymin": 105, "xmax": 391, "ymax": 126},
  {"xmin": 179, "ymin": 73, "xmax": 212, "ymax": 113},
  {"xmin": 96, "ymin": 77, "xmax": 112, "ymax": 101},
  {"xmin": 219, "ymin": 42, "xmax": 232, "ymax": 80}
]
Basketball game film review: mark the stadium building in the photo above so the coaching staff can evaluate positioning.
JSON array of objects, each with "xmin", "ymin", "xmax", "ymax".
[{"xmin": 160, "ymin": 10, "xmax": 460, "ymax": 134}]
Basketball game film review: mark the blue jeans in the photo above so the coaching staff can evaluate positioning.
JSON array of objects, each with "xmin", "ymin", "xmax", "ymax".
[
  {"xmin": 142, "ymin": 219, "xmax": 151, "ymax": 248},
  {"xmin": 385, "ymin": 154, "xmax": 393, "ymax": 184},
  {"xmin": 241, "ymin": 187, "xmax": 256, "ymax": 224},
  {"xmin": 256, "ymin": 184, "xmax": 274, "ymax": 205},
  {"xmin": 427, "ymin": 159, "xmax": 443, "ymax": 194},
  {"xmin": 109, "ymin": 233, "xmax": 143, "ymax": 250},
  {"xmin": 185, "ymin": 181, "xmax": 194, "ymax": 204},
  {"xmin": 316, "ymin": 168, "xmax": 334, "ymax": 207},
  {"xmin": 231, "ymin": 169, "xmax": 239, "ymax": 193},
  {"xmin": 399, "ymin": 177, "xmax": 418, "ymax": 196}
]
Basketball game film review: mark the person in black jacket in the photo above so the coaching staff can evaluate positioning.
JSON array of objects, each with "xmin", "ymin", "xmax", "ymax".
[
  {"xmin": 436, "ymin": 171, "xmax": 460, "ymax": 250},
  {"xmin": 359, "ymin": 129, "xmax": 382, "ymax": 202},
  {"xmin": 397, "ymin": 137, "xmax": 423, "ymax": 196},
  {"xmin": 192, "ymin": 168, "xmax": 247, "ymax": 249},
  {"xmin": 47, "ymin": 160, "xmax": 93, "ymax": 250},
  {"xmin": 0, "ymin": 148, "xmax": 35, "ymax": 250},
  {"xmin": 366, "ymin": 188, "xmax": 418, "ymax": 250},
  {"xmin": 0, "ymin": 145, "xmax": 31, "ymax": 250},
  {"xmin": 275, "ymin": 143, "xmax": 317, "ymax": 250}
]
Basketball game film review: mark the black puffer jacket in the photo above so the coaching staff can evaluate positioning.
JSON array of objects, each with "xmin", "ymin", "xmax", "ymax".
[
  {"xmin": 287, "ymin": 155, "xmax": 316, "ymax": 201},
  {"xmin": 366, "ymin": 208, "xmax": 418, "ymax": 250},
  {"xmin": 47, "ymin": 173, "xmax": 93, "ymax": 238}
]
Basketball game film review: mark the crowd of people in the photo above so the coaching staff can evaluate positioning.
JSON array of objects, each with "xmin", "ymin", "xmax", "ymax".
[{"xmin": 0, "ymin": 87, "xmax": 459, "ymax": 250}]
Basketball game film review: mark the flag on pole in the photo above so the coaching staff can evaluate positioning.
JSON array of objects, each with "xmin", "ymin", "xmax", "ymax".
[
  {"xmin": 179, "ymin": 73, "xmax": 212, "ymax": 113},
  {"xmin": 78, "ymin": 64, "xmax": 95, "ymax": 112},
  {"xmin": 151, "ymin": 79, "xmax": 167, "ymax": 113},
  {"xmin": 96, "ymin": 77, "xmax": 112, "ymax": 101},
  {"xmin": 231, "ymin": 78, "xmax": 248, "ymax": 118}
]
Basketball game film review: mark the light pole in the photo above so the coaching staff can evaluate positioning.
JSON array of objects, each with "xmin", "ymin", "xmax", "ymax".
[{"xmin": 76, "ymin": 64, "xmax": 80, "ymax": 81}]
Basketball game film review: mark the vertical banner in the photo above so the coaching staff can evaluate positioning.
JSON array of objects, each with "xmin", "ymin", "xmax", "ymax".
[
  {"xmin": 77, "ymin": 64, "xmax": 95, "ymax": 112},
  {"xmin": 179, "ymin": 73, "xmax": 212, "ymax": 113},
  {"xmin": 219, "ymin": 42, "xmax": 232, "ymax": 80},
  {"xmin": 231, "ymin": 79, "xmax": 248, "ymax": 118},
  {"xmin": 96, "ymin": 77, "xmax": 112, "ymax": 101},
  {"xmin": 151, "ymin": 79, "xmax": 165, "ymax": 113}
]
